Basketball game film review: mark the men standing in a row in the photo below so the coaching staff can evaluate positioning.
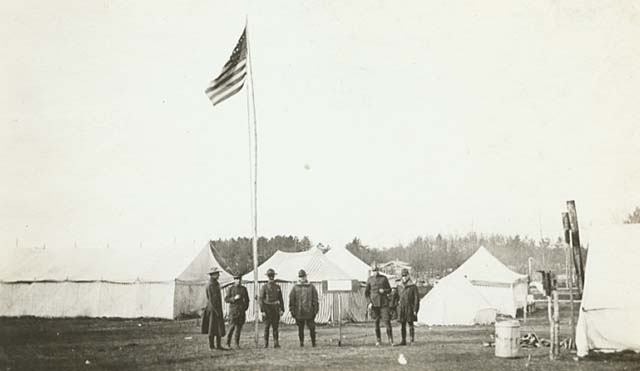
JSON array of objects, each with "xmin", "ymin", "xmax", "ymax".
[
  {"xmin": 224, "ymin": 274, "xmax": 249, "ymax": 348},
  {"xmin": 203, "ymin": 267, "xmax": 226, "ymax": 351},
  {"xmin": 365, "ymin": 264, "xmax": 393, "ymax": 346},
  {"xmin": 259, "ymin": 268, "xmax": 284, "ymax": 348},
  {"xmin": 396, "ymin": 268, "xmax": 420, "ymax": 345},
  {"xmin": 289, "ymin": 269, "xmax": 319, "ymax": 347}
]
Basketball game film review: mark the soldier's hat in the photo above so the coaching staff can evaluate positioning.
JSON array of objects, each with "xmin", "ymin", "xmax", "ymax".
[
  {"xmin": 401, "ymin": 268, "xmax": 410, "ymax": 276},
  {"xmin": 298, "ymin": 269, "xmax": 307, "ymax": 277},
  {"xmin": 371, "ymin": 262, "xmax": 380, "ymax": 272},
  {"xmin": 208, "ymin": 267, "xmax": 221, "ymax": 275},
  {"xmin": 265, "ymin": 268, "xmax": 277, "ymax": 276}
]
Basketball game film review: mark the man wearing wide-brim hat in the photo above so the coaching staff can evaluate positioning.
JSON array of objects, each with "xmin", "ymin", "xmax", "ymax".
[
  {"xmin": 396, "ymin": 268, "xmax": 419, "ymax": 345},
  {"xmin": 259, "ymin": 268, "xmax": 284, "ymax": 348},
  {"xmin": 365, "ymin": 263, "xmax": 393, "ymax": 346},
  {"xmin": 224, "ymin": 274, "xmax": 249, "ymax": 348},
  {"xmin": 289, "ymin": 269, "xmax": 319, "ymax": 347},
  {"xmin": 201, "ymin": 267, "xmax": 226, "ymax": 350}
]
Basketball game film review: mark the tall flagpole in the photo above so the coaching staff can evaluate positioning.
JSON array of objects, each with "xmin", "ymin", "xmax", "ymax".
[{"xmin": 245, "ymin": 18, "xmax": 260, "ymax": 348}]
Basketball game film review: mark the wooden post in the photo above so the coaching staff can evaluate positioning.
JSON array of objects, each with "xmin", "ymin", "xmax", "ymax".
[
  {"xmin": 553, "ymin": 290, "xmax": 560, "ymax": 356},
  {"xmin": 338, "ymin": 293, "xmax": 342, "ymax": 346},
  {"xmin": 566, "ymin": 201, "xmax": 585, "ymax": 294},
  {"xmin": 548, "ymin": 295, "xmax": 554, "ymax": 360},
  {"xmin": 562, "ymin": 212, "xmax": 576, "ymax": 351}
]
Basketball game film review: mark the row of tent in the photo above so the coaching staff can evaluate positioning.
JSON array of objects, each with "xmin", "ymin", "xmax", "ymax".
[{"xmin": 1, "ymin": 225, "xmax": 638, "ymax": 356}]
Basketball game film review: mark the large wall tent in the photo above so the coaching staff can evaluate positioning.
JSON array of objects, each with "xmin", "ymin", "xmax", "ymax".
[
  {"xmin": 448, "ymin": 246, "xmax": 528, "ymax": 317},
  {"xmin": 324, "ymin": 245, "xmax": 372, "ymax": 282},
  {"xmin": 417, "ymin": 274, "xmax": 497, "ymax": 326},
  {"xmin": 236, "ymin": 247, "xmax": 369, "ymax": 324},
  {"xmin": 576, "ymin": 225, "xmax": 640, "ymax": 356},
  {"xmin": 0, "ymin": 244, "xmax": 231, "ymax": 319}
]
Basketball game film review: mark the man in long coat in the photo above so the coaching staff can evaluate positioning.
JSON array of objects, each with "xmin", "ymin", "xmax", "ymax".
[
  {"xmin": 259, "ymin": 268, "xmax": 284, "ymax": 348},
  {"xmin": 396, "ymin": 268, "xmax": 420, "ymax": 345},
  {"xmin": 289, "ymin": 269, "xmax": 319, "ymax": 347},
  {"xmin": 225, "ymin": 274, "xmax": 249, "ymax": 348},
  {"xmin": 202, "ymin": 267, "xmax": 226, "ymax": 350},
  {"xmin": 365, "ymin": 264, "xmax": 393, "ymax": 346}
]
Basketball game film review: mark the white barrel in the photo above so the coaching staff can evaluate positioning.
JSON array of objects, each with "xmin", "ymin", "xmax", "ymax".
[{"xmin": 495, "ymin": 320, "xmax": 520, "ymax": 358}]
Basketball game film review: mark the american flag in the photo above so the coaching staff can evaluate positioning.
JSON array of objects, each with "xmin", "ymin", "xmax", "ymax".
[{"xmin": 205, "ymin": 28, "xmax": 247, "ymax": 106}]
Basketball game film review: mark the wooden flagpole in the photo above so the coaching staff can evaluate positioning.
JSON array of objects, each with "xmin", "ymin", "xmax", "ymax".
[{"xmin": 244, "ymin": 18, "xmax": 260, "ymax": 348}]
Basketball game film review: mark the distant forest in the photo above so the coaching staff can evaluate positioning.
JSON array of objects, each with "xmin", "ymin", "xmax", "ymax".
[{"xmin": 210, "ymin": 233, "xmax": 580, "ymax": 279}]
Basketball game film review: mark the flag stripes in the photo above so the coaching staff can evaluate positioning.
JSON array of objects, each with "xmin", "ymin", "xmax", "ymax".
[{"xmin": 205, "ymin": 28, "xmax": 247, "ymax": 106}]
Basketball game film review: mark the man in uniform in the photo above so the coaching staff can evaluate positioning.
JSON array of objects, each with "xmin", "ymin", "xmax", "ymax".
[
  {"xmin": 365, "ymin": 264, "xmax": 393, "ymax": 346},
  {"xmin": 259, "ymin": 268, "xmax": 284, "ymax": 348},
  {"xmin": 224, "ymin": 274, "xmax": 249, "ymax": 349},
  {"xmin": 202, "ymin": 267, "xmax": 226, "ymax": 351},
  {"xmin": 289, "ymin": 269, "xmax": 319, "ymax": 347},
  {"xmin": 396, "ymin": 268, "xmax": 420, "ymax": 345}
]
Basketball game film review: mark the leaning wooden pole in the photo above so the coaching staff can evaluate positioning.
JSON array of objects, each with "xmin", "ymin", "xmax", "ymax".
[
  {"xmin": 566, "ymin": 201, "xmax": 585, "ymax": 294},
  {"xmin": 562, "ymin": 212, "xmax": 576, "ymax": 350}
]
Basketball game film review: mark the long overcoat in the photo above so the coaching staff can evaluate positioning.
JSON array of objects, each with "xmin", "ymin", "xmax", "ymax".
[
  {"xmin": 201, "ymin": 278, "xmax": 226, "ymax": 336},
  {"xmin": 288, "ymin": 282, "xmax": 319, "ymax": 320},
  {"xmin": 396, "ymin": 280, "xmax": 420, "ymax": 323}
]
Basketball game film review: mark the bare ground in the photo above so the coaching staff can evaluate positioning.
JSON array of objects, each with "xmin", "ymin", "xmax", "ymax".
[{"xmin": 1, "ymin": 307, "xmax": 639, "ymax": 371}]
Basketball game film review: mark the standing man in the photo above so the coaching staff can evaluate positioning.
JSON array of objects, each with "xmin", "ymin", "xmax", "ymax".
[
  {"xmin": 365, "ymin": 264, "xmax": 393, "ymax": 346},
  {"xmin": 259, "ymin": 268, "xmax": 284, "ymax": 348},
  {"xmin": 225, "ymin": 274, "xmax": 249, "ymax": 349},
  {"xmin": 202, "ymin": 267, "xmax": 226, "ymax": 351},
  {"xmin": 396, "ymin": 268, "xmax": 420, "ymax": 345},
  {"xmin": 289, "ymin": 269, "xmax": 319, "ymax": 347}
]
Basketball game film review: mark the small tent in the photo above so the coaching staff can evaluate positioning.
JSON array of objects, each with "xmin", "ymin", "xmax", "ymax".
[
  {"xmin": 324, "ymin": 245, "xmax": 372, "ymax": 282},
  {"xmin": 0, "ymin": 244, "xmax": 231, "ymax": 319},
  {"xmin": 576, "ymin": 225, "xmax": 640, "ymax": 356},
  {"xmin": 417, "ymin": 274, "xmax": 497, "ymax": 326},
  {"xmin": 448, "ymin": 246, "xmax": 528, "ymax": 317},
  {"xmin": 237, "ymin": 248, "xmax": 368, "ymax": 323}
]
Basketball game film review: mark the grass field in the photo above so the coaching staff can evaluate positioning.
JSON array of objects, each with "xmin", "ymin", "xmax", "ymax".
[{"xmin": 1, "ymin": 307, "xmax": 638, "ymax": 371}]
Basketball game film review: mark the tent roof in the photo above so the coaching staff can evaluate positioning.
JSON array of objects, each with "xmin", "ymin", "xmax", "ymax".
[
  {"xmin": 0, "ymin": 244, "xmax": 231, "ymax": 284},
  {"xmin": 449, "ymin": 246, "xmax": 527, "ymax": 285},
  {"xmin": 243, "ymin": 248, "xmax": 352, "ymax": 282},
  {"xmin": 324, "ymin": 246, "xmax": 372, "ymax": 282}
]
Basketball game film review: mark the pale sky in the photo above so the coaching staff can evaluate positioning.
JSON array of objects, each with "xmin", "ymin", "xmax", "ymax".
[{"xmin": 2, "ymin": 0, "xmax": 640, "ymax": 251}]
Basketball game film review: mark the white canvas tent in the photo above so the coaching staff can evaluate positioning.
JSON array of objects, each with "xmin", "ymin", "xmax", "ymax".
[
  {"xmin": 448, "ymin": 246, "xmax": 528, "ymax": 317},
  {"xmin": 237, "ymin": 248, "xmax": 369, "ymax": 323},
  {"xmin": 576, "ymin": 225, "xmax": 640, "ymax": 356},
  {"xmin": 324, "ymin": 245, "xmax": 372, "ymax": 282},
  {"xmin": 417, "ymin": 274, "xmax": 497, "ymax": 326},
  {"xmin": 0, "ymin": 244, "xmax": 231, "ymax": 319}
]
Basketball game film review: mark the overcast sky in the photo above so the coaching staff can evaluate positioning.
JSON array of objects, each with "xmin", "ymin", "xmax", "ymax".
[{"xmin": 2, "ymin": 0, "xmax": 640, "ymax": 251}]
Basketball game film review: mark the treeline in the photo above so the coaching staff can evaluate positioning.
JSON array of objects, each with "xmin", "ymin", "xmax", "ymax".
[
  {"xmin": 210, "ymin": 233, "xmax": 583, "ymax": 279},
  {"xmin": 345, "ymin": 233, "xmax": 578, "ymax": 279},
  {"xmin": 210, "ymin": 235, "xmax": 314, "ymax": 276}
]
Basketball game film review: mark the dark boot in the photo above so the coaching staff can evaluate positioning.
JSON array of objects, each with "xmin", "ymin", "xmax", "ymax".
[
  {"xmin": 234, "ymin": 327, "xmax": 242, "ymax": 348},
  {"xmin": 216, "ymin": 336, "xmax": 227, "ymax": 350},
  {"xmin": 399, "ymin": 324, "xmax": 407, "ymax": 346},
  {"xmin": 226, "ymin": 327, "xmax": 234, "ymax": 348},
  {"xmin": 410, "ymin": 326, "xmax": 415, "ymax": 344},
  {"xmin": 264, "ymin": 334, "xmax": 269, "ymax": 348},
  {"xmin": 387, "ymin": 327, "xmax": 394, "ymax": 346},
  {"xmin": 274, "ymin": 337, "xmax": 280, "ymax": 349},
  {"xmin": 375, "ymin": 322, "xmax": 381, "ymax": 345},
  {"xmin": 310, "ymin": 327, "xmax": 316, "ymax": 347}
]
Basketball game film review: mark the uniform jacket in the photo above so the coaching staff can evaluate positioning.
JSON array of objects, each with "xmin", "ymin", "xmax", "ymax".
[
  {"xmin": 225, "ymin": 284, "xmax": 249, "ymax": 321},
  {"xmin": 397, "ymin": 279, "xmax": 420, "ymax": 322},
  {"xmin": 288, "ymin": 281, "xmax": 319, "ymax": 320},
  {"xmin": 201, "ymin": 278, "xmax": 225, "ymax": 336},
  {"xmin": 365, "ymin": 274, "xmax": 391, "ymax": 307},
  {"xmin": 259, "ymin": 281, "xmax": 284, "ymax": 312}
]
